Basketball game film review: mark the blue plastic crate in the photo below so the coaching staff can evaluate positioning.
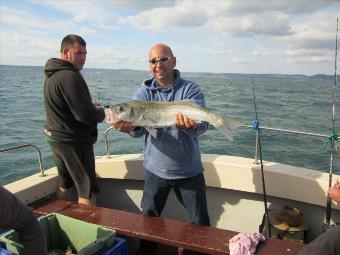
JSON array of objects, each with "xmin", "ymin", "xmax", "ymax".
[
  {"xmin": 0, "ymin": 241, "xmax": 14, "ymax": 255},
  {"xmin": 99, "ymin": 237, "xmax": 127, "ymax": 255},
  {"xmin": 0, "ymin": 248, "xmax": 15, "ymax": 255}
]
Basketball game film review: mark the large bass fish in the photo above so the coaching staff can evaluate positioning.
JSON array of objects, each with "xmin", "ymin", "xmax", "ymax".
[{"xmin": 105, "ymin": 100, "xmax": 241, "ymax": 141}]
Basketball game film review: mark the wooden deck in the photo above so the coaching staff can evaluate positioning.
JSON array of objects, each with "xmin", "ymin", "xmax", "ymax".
[{"xmin": 34, "ymin": 200, "xmax": 304, "ymax": 255}]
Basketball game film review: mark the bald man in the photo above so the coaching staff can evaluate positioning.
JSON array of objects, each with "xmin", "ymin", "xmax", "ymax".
[{"xmin": 113, "ymin": 44, "xmax": 210, "ymax": 255}]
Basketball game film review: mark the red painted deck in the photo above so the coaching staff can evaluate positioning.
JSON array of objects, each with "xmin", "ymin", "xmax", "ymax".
[{"xmin": 34, "ymin": 200, "xmax": 304, "ymax": 255}]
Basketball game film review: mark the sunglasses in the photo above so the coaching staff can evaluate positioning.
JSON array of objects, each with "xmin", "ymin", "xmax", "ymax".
[{"xmin": 148, "ymin": 56, "xmax": 172, "ymax": 65}]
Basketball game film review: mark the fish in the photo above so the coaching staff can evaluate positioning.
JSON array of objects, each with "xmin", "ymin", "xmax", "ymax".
[{"xmin": 105, "ymin": 99, "xmax": 241, "ymax": 141}]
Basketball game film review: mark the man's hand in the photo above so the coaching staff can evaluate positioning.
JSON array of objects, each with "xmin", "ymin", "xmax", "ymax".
[
  {"xmin": 328, "ymin": 180, "xmax": 340, "ymax": 203},
  {"xmin": 176, "ymin": 113, "xmax": 197, "ymax": 129},
  {"xmin": 93, "ymin": 102, "xmax": 101, "ymax": 109},
  {"xmin": 113, "ymin": 120, "xmax": 136, "ymax": 133}
]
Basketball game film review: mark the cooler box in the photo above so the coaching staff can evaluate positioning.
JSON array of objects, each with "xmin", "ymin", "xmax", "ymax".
[{"xmin": 0, "ymin": 213, "xmax": 116, "ymax": 255}]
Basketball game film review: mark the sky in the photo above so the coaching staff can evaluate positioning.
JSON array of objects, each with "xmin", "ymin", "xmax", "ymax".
[{"xmin": 1, "ymin": 0, "xmax": 340, "ymax": 75}]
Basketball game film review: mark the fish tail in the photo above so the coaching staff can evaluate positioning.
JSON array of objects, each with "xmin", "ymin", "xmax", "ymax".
[{"xmin": 213, "ymin": 115, "xmax": 242, "ymax": 141}]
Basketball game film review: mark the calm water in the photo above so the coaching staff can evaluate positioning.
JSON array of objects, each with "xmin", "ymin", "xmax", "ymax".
[{"xmin": 0, "ymin": 65, "xmax": 339, "ymax": 185}]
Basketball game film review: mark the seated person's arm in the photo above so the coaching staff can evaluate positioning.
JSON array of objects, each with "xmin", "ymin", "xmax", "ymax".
[{"xmin": 0, "ymin": 186, "xmax": 48, "ymax": 255}]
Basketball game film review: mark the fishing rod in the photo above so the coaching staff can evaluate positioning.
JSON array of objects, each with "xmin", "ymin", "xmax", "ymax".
[
  {"xmin": 323, "ymin": 18, "xmax": 339, "ymax": 231},
  {"xmin": 251, "ymin": 77, "xmax": 271, "ymax": 239}
]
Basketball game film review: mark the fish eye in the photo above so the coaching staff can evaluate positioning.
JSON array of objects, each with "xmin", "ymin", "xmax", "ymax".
[{"xmin": 118, "ymin": 106, "xmax": 123, "ymax": 111}]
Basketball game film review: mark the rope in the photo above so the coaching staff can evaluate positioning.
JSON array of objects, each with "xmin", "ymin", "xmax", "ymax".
[{"xmin": 323, "ymin": 132, "xmax": 339, "ymax": 150}]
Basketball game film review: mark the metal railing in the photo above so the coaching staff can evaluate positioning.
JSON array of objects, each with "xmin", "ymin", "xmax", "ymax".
[
  {"xmin": 104, "ymin": 127, "xmax": 115, "ymax": 158},
  {"xmin": 104, "ymin": 125, "xmax": 333, "ymax": 163},
  {"xmin": 0, "ymin": 144, "xmax": 46, "ymax": 177},
  {"xmin": 241, "ymin": 125, "xmax": 330, "ymax": 164}
]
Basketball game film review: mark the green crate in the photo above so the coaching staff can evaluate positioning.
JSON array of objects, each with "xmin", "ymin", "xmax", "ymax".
[{"xmin": 0, "ymin": 213, "xmax": 116, "ymax": 255}]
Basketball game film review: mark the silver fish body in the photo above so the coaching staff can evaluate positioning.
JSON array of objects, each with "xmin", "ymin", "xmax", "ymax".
[{"xmin": 106, "ymin": 100, "xmax": 241, "ymax": 140}]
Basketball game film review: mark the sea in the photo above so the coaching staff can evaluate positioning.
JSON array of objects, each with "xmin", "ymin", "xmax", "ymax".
[{"xmin": 0, "ymin": 65, "xmax": 339, "ymax": 186}]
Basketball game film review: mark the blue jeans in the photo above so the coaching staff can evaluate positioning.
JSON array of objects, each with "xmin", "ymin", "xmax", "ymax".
[{"xmin": 142, "ymin": 171, "xmax": 210, "ymax": 226}]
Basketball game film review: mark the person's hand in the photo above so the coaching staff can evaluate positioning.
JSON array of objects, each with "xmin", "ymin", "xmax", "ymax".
[
  {"xmin": 328, "ymin": 181, "xmax": 340, "ymax": 203},
  {"xmin": 335, "ymin": 180, "xmax": 340, "ymax": 189},
  {"xmin": 176, "ymin": 113, "xmax": 197, "ymax": 129},
  {"xmin": 93, "ymin": 102, "xmax": 101, "ymax": 109},
  {"xmin": 113, "ymin": 120, "xmax": 136, "ymax": 133}
]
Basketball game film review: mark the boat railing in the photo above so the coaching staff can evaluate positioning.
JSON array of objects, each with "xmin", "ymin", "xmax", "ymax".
[
  {"xmin": 0, "ymin": 144, "xmax": 46, "ymax": 177},
  {"xmin": 104, "ymin": 126, "xmax": 115, "ymax": 158},
  {"xmin": 104, "ymin": 125, "xmax": 331, "ymax": 163},
  {"xmin": 241, "ymin": 125, "xmax": 330, "ymax": 164}
]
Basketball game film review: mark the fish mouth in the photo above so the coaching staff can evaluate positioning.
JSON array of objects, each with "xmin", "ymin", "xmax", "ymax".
[{"xmin": 105, "ymin": 108, "xmax": 120, "ymax": 124}]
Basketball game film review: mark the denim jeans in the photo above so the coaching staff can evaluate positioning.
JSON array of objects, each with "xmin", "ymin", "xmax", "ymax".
[
  {"xmin": 142, "ymin": 171, "xmax": 210, "ymax": 226},
  {"xmin": 138, "ymin": 171, "xmax": 210, "ymax": 254}
]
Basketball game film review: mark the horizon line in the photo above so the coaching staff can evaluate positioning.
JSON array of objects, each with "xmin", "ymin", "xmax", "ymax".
[{"xmin": 0, "ymin": 64, "xmax": 336, "ymax": 77}]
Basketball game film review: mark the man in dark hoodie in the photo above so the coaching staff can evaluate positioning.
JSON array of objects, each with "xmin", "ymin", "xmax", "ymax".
[{"xmin": 44, "ymin": 34, "xmax": 105, "ymax": 205}]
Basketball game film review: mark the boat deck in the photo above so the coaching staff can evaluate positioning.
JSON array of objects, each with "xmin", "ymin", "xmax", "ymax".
[{"xmin": 34, "ymin": 199, "xmax": 305, "ymax": 255}]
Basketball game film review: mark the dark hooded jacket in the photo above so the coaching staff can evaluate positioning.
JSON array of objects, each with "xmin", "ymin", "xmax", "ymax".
[{"xmin": 44, "ymin": 58, "xmax": 105, "ymax": 144}]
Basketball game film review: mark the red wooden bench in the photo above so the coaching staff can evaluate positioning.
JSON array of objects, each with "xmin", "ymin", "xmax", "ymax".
[{"xmin": 34, "ymin": 200, "xmax": 304, "ymax": 255}]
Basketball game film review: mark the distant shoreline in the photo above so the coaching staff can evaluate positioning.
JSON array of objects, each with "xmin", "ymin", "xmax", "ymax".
[{"xmin": 0, "ymin": 64, "xmax": 337, "ymax": 80}]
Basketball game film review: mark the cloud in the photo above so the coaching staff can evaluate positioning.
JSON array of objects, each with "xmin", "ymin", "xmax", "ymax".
[
  {"xmin": 252, "ymin": 48, "xmax": 273, "ymax": 57},
  {"xmin": 79, "ymin": 26, "xmax": 97, "ymax": 36},
  {"xmin": 1, "ymin": 5, "xmax": 101, "ymax": 38},
  {"xmin": 213, "ymin": 14, "xmax": 293, "ymax": 37},
  {"xmin": 33, "ymin": 0, "xmax": 113, "ymax": 26},
  {"xmin": 283, "ymin": 11, "xmax": 339, "ymax": 63},
  {"xmin": 223, "ymin": 1, "xmax": 335, "ymax": 15},
  {"xmin": 73, "ymin": 13, "xmax": 88, "ymax": 23},
  {"xmin": 285, "ymin": 48, "xmax": 333, "ymax": 63},
  {"xmin": 0, "ymin": 30, "xmax": 58, "ymax": 66},
  {"xmin": 115, "ymin": 0, "xmax": 333, "ymax": 36},
  {"xmin": 203, "ymin": 47, "xmax": 253, "ymax": 64},
  {"xmin": 108, "ymin": 0, "xmax": 175, "ymax": 11},
  {"xmin": 1, "ymin": 6, "xmax": 52, "ymax": 31},
  {"xmin": 117, "ymin": 1, "xmax": 209, "ymax": 31},
  {"xmin": 86, "ymin": 45, "xmax": 147, "ymax": 70}
]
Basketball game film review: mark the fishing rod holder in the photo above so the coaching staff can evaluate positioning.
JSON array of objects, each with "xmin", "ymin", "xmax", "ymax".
[
  {"xmin": 0, "ymin": 144, "xmax": 46, "ymax": 177},
  {"xmin": 104, "ymin": 126, "xmax": 115, "ymax": 158}
]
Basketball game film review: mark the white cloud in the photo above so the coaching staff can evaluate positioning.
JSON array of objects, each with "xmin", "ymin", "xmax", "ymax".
[
  {"xmin": 86, "ymin": 45, "xmax": 147, "ymax": 69},
  {"xmin": 117, "ymin": 1, "xmax": 209, "ymax": 31},
  {"xmin": 73, "ymin": 13, "xmax": 88, "ymax": 23},
  {"xmin": 116, "ymin": 0, "xmax": 333, "ymax": 35},
  {"xmin": 0, "ymin": 30, "xmax": 58, "ymax": 66},
  {"xmin": 230, "ymin": 56, "xmax": 252, "ymax": 64},
  {"xmin": 282, "ymin": 11, "xmax": 339, "ymax": 63},
  {"xmin": 33, "ymin": 0, "xmax": 113, "ymax": 26},
  {"xmin": 1, "ymin": 6, "xmax": 75, "ymax": 33},
  {"xmin": 201, "ymin": 47, "xmax": 252, "ymax": 64},
  {"xmin": 213, "ymin": 14, "xmax": 293, "ymax": 37},
  {"xmin": 252, "ymin": 48, "xmax": 273, "ymax": 56},
  {"xmin": 285, "ymin": 48, "xmax": 333, "ymax": 63},
  {"xmin": 223, "ymin": 0, "xmax": 335, "ymax": 15},
  {"xmin": 1, "ymin": 0, "xmax": 339, "ymax": 74},
  {"xmin": 108, "ymin": 0, "xmax": 176, "ymax": 11},
  {"xmin": 79, "ymin": 26, "xmax": 97, "ymax": 36},
  {"xmin": 1, "ymin": 6, "xmax": 51, "ymax": 31}
]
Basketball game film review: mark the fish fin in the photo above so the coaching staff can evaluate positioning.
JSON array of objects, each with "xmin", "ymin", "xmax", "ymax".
[
  {"xmin": 146, "ymin": 127, "xmax": 158, "ymax": 138},
  {"xmin": 215, "ymin": 116, "xmax": 242, "ymax": 141},
  {"xmin": 139, "ymin": 113, "xmax": 158, "ymax": 125}
]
